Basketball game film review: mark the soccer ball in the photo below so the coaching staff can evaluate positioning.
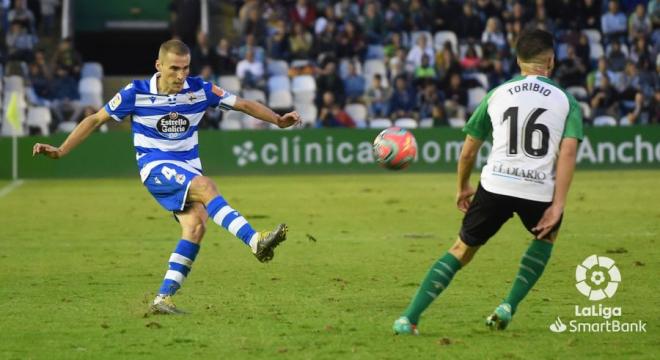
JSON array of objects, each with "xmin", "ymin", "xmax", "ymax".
[{"xmin": 373, "ymin": 127, "xmax": 418, "ymax": 170}]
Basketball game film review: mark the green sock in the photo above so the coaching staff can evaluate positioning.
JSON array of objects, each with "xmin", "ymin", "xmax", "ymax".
[
  {"xmin": 403, "ymin": 252, "xmax": 462, "ymax": 324},
  {"xmin": 504, "ymin": 239, "xmax": 553, "ymax": 314}
]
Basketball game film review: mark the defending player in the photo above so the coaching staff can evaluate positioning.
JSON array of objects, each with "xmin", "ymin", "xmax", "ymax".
[
  {"xmin": 33, "ymin": 40, "xmax": 301, "ymax": 314},
  {"xmin": 393, "ymin": 29, "xmax": 583, "ymax": 334}
]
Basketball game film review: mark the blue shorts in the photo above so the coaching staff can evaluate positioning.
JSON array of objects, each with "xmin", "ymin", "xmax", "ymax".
[{"xmin": 143, "ymin": 163, "xmax": 200, "ymax": 211}]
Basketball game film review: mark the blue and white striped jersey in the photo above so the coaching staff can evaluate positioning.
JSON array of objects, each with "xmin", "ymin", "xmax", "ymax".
[{"xmin": 104, "ymin": 73, "xmax": 236, "ymax": 182}]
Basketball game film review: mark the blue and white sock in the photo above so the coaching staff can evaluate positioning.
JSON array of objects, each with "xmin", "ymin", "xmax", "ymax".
[
  {"xmin": 206, "ymin": 195, "xmax": 259, "ymax": 252},
  {"xmin": 158, "ymin": 239, "xmax": 200, "ymax": 296}
]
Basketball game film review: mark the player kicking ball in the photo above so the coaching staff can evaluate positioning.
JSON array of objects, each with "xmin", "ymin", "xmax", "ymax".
[
  {"xmin": 33, "ymin": 40, "xmax": 301, "ymax": 314},
  {"xmin": 393, "ymin": 29, "xmax": 583, "ymax": 334}
]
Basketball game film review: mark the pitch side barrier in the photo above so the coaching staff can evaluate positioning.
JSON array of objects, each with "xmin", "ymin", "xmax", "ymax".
[{"xmin": 1, "ymin": 127, "xmax": 659, "ymax": 179}]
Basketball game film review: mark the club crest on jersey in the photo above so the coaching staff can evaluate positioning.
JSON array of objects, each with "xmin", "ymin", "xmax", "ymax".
[
  {"xmin": 156, "ymin": 111, "xmax": 190, "ymax": 139},
  {"xmin": 187, "ymin": 92, "xmax": 197, "ymax": 103}
]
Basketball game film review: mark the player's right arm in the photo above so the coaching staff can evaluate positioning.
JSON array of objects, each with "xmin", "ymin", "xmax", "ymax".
[
  {"xmin": 456, "ymin": 135, "xmax": 483, "ymax": 213},
  {"xmin": 32, "ymin": 108, "xmax": 112, "ymax": 159}
]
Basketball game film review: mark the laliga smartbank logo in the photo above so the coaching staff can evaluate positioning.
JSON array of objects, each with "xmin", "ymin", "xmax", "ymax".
[{"xmin": 549, "ymin": 255, "xmax": 647, "ymax": 333}]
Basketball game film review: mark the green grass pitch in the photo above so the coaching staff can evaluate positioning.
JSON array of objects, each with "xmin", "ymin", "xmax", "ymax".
[{"xmin": 0, "ymin": 171, "xmax": 658, "ymax": 359}]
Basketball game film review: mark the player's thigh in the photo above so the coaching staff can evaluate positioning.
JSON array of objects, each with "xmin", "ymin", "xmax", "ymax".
[
  {"xmin": 143, "ymin": 163, "xmax": 200, "ymax": 212},
  {"xmin": 459, "ymin": 184, "xmax": 515, "ymax": 246},
  {"xmin": 515, "ymin": 199, "xmax": 563, "ymax": 241}
]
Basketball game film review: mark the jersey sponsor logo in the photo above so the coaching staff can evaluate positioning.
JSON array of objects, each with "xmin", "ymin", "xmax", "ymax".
[
  {"xmin": 109, "ymin": 93, "xmax": 122, "ymax": 111},
  {"xmin": 212, "ymin": 84, "xmax": 225, "ymax": 97},
  {"xmin": 156, "ymin": 111, "xmax": 190, "ymax": 139},
  {"xmin": 491, "ymin": 162, "xmax": 547, "ymax": 183}
]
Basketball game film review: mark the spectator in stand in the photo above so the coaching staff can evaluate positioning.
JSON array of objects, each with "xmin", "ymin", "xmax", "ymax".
[
  {"xmin": 52, "ymin": 37, "xmax": 82, "ymax": 77},
  {"xmin": 506, "ymin": 20, "xmax": 523, "ymax": 52},
  {"xmin": 268, "ymin": 20, "xmax": 291, "ymax": 61},
  {"xmin": 601, "ymin": 0, "xmax": 628, "ymax": 44},
  {"xmin": 312, "ymin": 20, "xmax": 336, "ymax": 62},
  {"xmin": 619, "ymin": 61, "xmax": 647, "ymax": 124},
  {"xmin": 389, "ymin": 48, "xmax": 408, "ymax": 83},
  {"xmin": 26, "ymin": 60, "xmax": 52, "ymax": 107},
  {"xmin": 458, "ymin": 3, "xmax": 484, "ymax": 42},
  {"xmin": 417, "ymin": 82, "xmax": 443, "ymax": 120},
  {"xmin": 482, "ymin": 17, "xmax": 507, "ymax": 51},
  {"xmin": 389, "ymin": 76, "xmax": 417, "ymax": 120},
  {"xmin": 460, "ymin": 45, "xmax": 481, "ymax": 72},
  {"xmin": 362, "ymin": 1, "xmax": 384, "ymax": 45},
  {"xmin": 435, "ymin": 41, "xmax": 461, "ymax": 83},
  {"xmin": 334, "ymin": 0, "xmax": 360, "ymax": 23},
  {"xmin": 366, "ymin": 73, "xmax": 390, "ymax": 118},
  {"xmin": 590, "ymin": 75, "xmax": 621, "ymax": 120},
  {"xmin": 383, "ymin": 32, "xmax": 403, "ymax": 60},
  {"xmin": 169, "ymin": 0, "xmax": 200, "ymax": 47},
  {"xmin": 555, "ymin": 45, "xmax": 589, "ymax": 88},
  {"xmin": 443, "ymin": 72, "xmax": 468, "ymax": 120},
  {"xmin": 384, "ymin": 1, "xmax": 405, "ymax": 33},
  {"xmin": 318, "ymin": 91, "xmax": 355, "ymax": 128},
  {"xmin": 575, "ymin": 33, "xmax": 592, "ymax": 69},
  {"xmin": 314, "ymin": 5, "xmax": 335, "ymax": 36},
  {"xmin": 215, "ymin": 38, "xmax": 238, "ymax": 75},
  {"xmin": 475, "ymin": 0, "xmax": 503, "ymax": 24},
  {"xmin": 6, "ymin": 20, "xmax": 37, "ymax": 61},
  {"xmin": 577, "ymin": 0, "xmax": 601, "ymax": 29},
  {"xmin": 526, "ymin": 5, "xmax": 554, "ymax": 33},
  {"xmin": 431, "ymin": 0, "xmax": 461, "ymax": 33},
  {"xmin": 587, "ymin": 56, "xmax": 622, "ymax": 95},
  {"xmin": 409, "ymin": 0, "xmax": 430, "ymax": 31},
  {"xmin": 243, "ymin": 6, "xmax": 267, "ymax": 46},
  {"xmin": 236, "ymin": 48, "xmax": 265, "ymax": 89},
  {"xmin": 8, "ymin": 0, "xmax": 35, "ymax": 33},
  {"xmin": 406, "ymin": 35, "xmax": 434, "ymax": 70},
  {"xmin": 607, "ymin": 39, "xmax": 627, "ymax": 72},
  {"xmin": 504, "ymin": 2, "xmax": 528, "ymax": 25},
  {"xmin": 343, "ymin": 61, "xmax": 366, "ymax": 103},
  {"xmin": 316, "ymin": 61, "xmax": 345, "ymax": 106},
  {"xmin": 39, "ymin": 0, "xmax": 58, "ymax": 35},
  {"xmin": 413, "ymin": 54, "xmax": 437, "ymax": 87},
  {"xmin": 629, "ymin": 36, "xmax": 652, "ymax": 67},
  {"xmin": 51, "ymin": 66, "xmax": 83, "ymax": 127},
  {"xmin": 336, "ymin": 21, "xmax": 366, "ymax": 61},
  {"xmin": 190, "ymin": 31, "xmax": 217, "ymax": 76},
  {"xmin": 238, "ymin": 34, "xmax": 265, "ymax": 63},
  {"xmin": 628, "ymin": 3, "xmax": 652, "ymax": 42},
  {"xmin": 290, "ymin": 0, "xmax": 316, "ymax": 30},
  {"xmin": 289, "ymin": 22, "xmax": 313, "ymax": 60}
]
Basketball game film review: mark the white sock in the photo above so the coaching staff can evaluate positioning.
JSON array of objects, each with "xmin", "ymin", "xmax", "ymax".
[{"xmin": 248, "ymin": 233, "xmax": 260, "ymax": 253}]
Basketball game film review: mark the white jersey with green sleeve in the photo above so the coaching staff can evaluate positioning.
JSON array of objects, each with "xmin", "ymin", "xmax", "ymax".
[{"xmin": 463, "ymin": 75, "xmax": 584, "ymax": 202}]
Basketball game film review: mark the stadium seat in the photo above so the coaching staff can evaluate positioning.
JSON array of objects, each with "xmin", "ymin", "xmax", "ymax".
[
  {"xmin": 420, "ymin": 118, "xmax": 433, "ymax": 128},
  {"xmin": 448, "ymin": 117, "xmax": 466, "ymax": 128},
  {"xmin": 467, "ymin": 87, "xmax": 487, "ymax": 113},
  {"xmin": 57, "ymin": 121, "xmax": 77, "ymax": 133},
  {"xmin": 26, "ymin": 106, "xmax": 51, "ymax": 136},
  {"xmin": 293, "ymin": 90, "xmax": 315, "ymax": 104},
  {"xmin": 366, "ymin": 45, "xmax": 385, "ymax": 60},
  {"xmin": 242, "ymin": 89, "xmax": 266, "ymax": 103},
  {"xmin": 344, "ymin": 103, "xmax": 368, "ymax": 123},
  {"xmin": 354, "ymin": 120, "xmax": 368, "ymax": 128},
  {"xmin": 465, "ymin": 72, "xmax": 489, "ymax": 90},
  {"xmin": 589, "ymin": 43, "xmax": 604, "ymax": 61},
  {"xmin": 218, "ymin": 75, "xmax": 241, "ymax": 94},
  {"xmin": 266, "ymin": 60, "xmax": 289, "ymax": 76},
  {"xmin": 582, "ymin": 28, "xmax": 602, "ymax": 44},
  {"xmin": 221, "ymin": 111, "xmax": 244, "ymax": 130},
  {"xmin": 294, "ymin": 103, "xmax": 318, "ymax": 127},
  {"xmin": 410, "ymin": 31, "xmax": 433, "ymax": 48},
  {"xmin": 578, "ymin": 101, "xmax": 592, "ymax": 121},
  {"xmin": 556, "ymin": 43, "xmax": 569, "ymax": 61},
  {"xmin": 268, "ymin": 90, "xmax": 293, "ymax": 109},
  {"xmin": 290, "ymin": 59, "xmax": 311, "ymax": 68},
  {"xmin": 339, "ymin": 58, "xmax": 363, "ymax": 79},
  {"xmin": 619, "ymin": 115, "xmax": 632, "ymax": 126},
  {"xmin": 394, "ymin": 118, "xmax": 418, "ymax": 129},
  {"xmin": 291, "ymin": 75, "xmax": 316, "ymax": 93},
  {"xmin": 593, "ymin": 115, "xmax": 617, "ymax": 126},
  {"xmin": 79, "ymin": 78, "xmax": 103, "ymax": 108},
  {"xmin": 3, "ymin": 76, "xmax": 24, "ymax": 93},
  {"xmin": 363, "ymin": 59, "xmax": 387, "ymax": 78},
  {"xmin": 81, "ymin": 62, "xmax": 104, "ymax": 79},
  {"xmin": 433, "ymin": 30, "xmax": 458, "ymax": 53},
  {"xmin": 267, "ymin": 75, "xmax": 291, "ymax": 93},
  {"xmin": 369, "ymin": 118, "xmax": 392, "ymax": 129},
  {"xmin": 567, "ymin": 86, "xmax": 589, "ymax": 101}
]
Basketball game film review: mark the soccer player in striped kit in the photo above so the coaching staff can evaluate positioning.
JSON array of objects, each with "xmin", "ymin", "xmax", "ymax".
[{"xmin": 33, "ymin": 40, "xmax": 301, "ymax": 314}]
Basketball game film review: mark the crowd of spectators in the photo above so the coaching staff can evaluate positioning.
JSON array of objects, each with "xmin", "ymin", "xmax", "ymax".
[{"xmin": 190, "ymin": 0, "xmax": 658, "ymax": 128}]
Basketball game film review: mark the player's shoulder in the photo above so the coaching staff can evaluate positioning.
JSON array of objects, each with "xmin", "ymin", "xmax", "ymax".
[
  {"xmin": 184, "ymin": 76, "xmax": 209, "ymax": 91},
  {"xmin": 118, "ymin": 79, "xmax": 149, "ymax": 94}
]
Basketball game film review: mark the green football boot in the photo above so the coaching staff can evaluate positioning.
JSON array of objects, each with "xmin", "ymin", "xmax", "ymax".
[
  {"xmin": 485, "ymin": 303, "xmax": 513, "ymax": 330},
  {"xmin": 392, "ymin": 316, "xmax": 419, "ymax": 335},
  {"xmin": 253, "ymin": 224, "xmax": 288, "ymax": 263}
]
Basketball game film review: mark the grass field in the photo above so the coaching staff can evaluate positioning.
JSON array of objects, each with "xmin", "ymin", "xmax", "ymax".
[{"xmin": 0, "ymin": 171, "xmax": 658, "ymax": 359}]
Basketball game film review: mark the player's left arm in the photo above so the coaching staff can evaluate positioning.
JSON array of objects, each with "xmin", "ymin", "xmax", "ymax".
[
  {"xmin": 532, "ymin": 137, "xmax": 578, "ymax": 239},
  {"xmin": 456, "ymin": 135, "xmax": 483, "ymax": 213},
  {"xmin": 233, "ymin": 97, "xmax": 301, "ymax": 128}
]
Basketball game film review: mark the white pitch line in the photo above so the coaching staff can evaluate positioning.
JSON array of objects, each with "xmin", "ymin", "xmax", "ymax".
[{"xmin": 0, "ymin": 180, "xmax": 25, "ymax": 198}]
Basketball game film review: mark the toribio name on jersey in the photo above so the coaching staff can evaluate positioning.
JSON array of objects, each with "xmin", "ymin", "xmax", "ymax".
[{"xmin": 507, "ymin": 82, "xmax": 552, "ymax": 97}]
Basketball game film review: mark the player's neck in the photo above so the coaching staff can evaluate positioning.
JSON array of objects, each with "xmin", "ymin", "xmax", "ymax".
[
  {"xmin": 519, "ymin": 64, "xmax": 550, "ymax": 78},
  {"xmin": 156, "ymin": 75, "xmax": 178, "ymax": 95}
]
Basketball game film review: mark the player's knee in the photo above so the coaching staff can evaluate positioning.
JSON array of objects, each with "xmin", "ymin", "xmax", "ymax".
[
  {"xmin": 191, "ymin": 176, "xmax": 217, "ymax": 195},
  {"xmin": 449, "ymin": 238, "xmax": 479, "ymax": 266}
]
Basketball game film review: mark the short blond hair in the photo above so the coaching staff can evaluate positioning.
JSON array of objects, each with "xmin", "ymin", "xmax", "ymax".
[{"xmin": 158, "ymin": 39, "xmax": 190, "ymax": 60}]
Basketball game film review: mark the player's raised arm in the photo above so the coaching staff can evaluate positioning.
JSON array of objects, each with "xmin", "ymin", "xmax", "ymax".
[
  {"xmin": 32, "ymin": 107, "xmax": 112, "ymax": 159},
  {"xmin": 232, "ymin": 97, "xmax": 301, "ymax": 128}
]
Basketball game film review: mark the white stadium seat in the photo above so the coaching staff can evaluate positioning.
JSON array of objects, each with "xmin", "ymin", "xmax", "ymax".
[
  {"xmin": 369, "ymin": 118, "xmax": 392, "ymax": 129},
  {"xmin": 593, "ymin": 115, "xmax": 617, "ymax": 127},
  {"xmin": 589, "ymin": 43, "xmax": 604, "ymax": 61},
  {"xmin": 448, "ymin": 117, "xmax": 466, "ymax": 128},
  {"xmin": 26, "ymin": 106, "xmax": 52, "ymax": 136},
  {"xmin": 344, "ymin": 103, "xmax": 368, "ymax": 123},
  {"xmin": 268, "ymin": 75, "xmax": 291, "ymax": 93},
  {"xmin": 266, "ymin": 60, "xmax": 289, "ymax": 76},
  {"xmin": 419, "ymin": 118, "xmax": 433, "ymax": 128},
  {"xmin": 242, "ymin": 89, "xmax": 266, "ymax": 103},
  {"xmin": 294, "ymin": 103, "xmax": 318, "ymax": 127},
  {"xmin": 81, "ymin": 62, "xmax": 104, "ymax": 79},
  {"xmin": 467, "ymin": 87, "xmax": 487, "ymax": 113},
  {"xmin": 218, "ymin": 75, "xmax": 241, "ymax": 94},
  {"xmin": 394, "ymin": 118, "xmax": 418, "ymax": 129},
  {"xmin": 582, "ymin": 28, "xmax": 602, "ymax": 44},
  {"xmin": 268, "ymin": 90, "xmax": 293, "ymax": 109},
  {"xmin": 434, "ymin": 30, "xmax": 458, "ymax": 53}
]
